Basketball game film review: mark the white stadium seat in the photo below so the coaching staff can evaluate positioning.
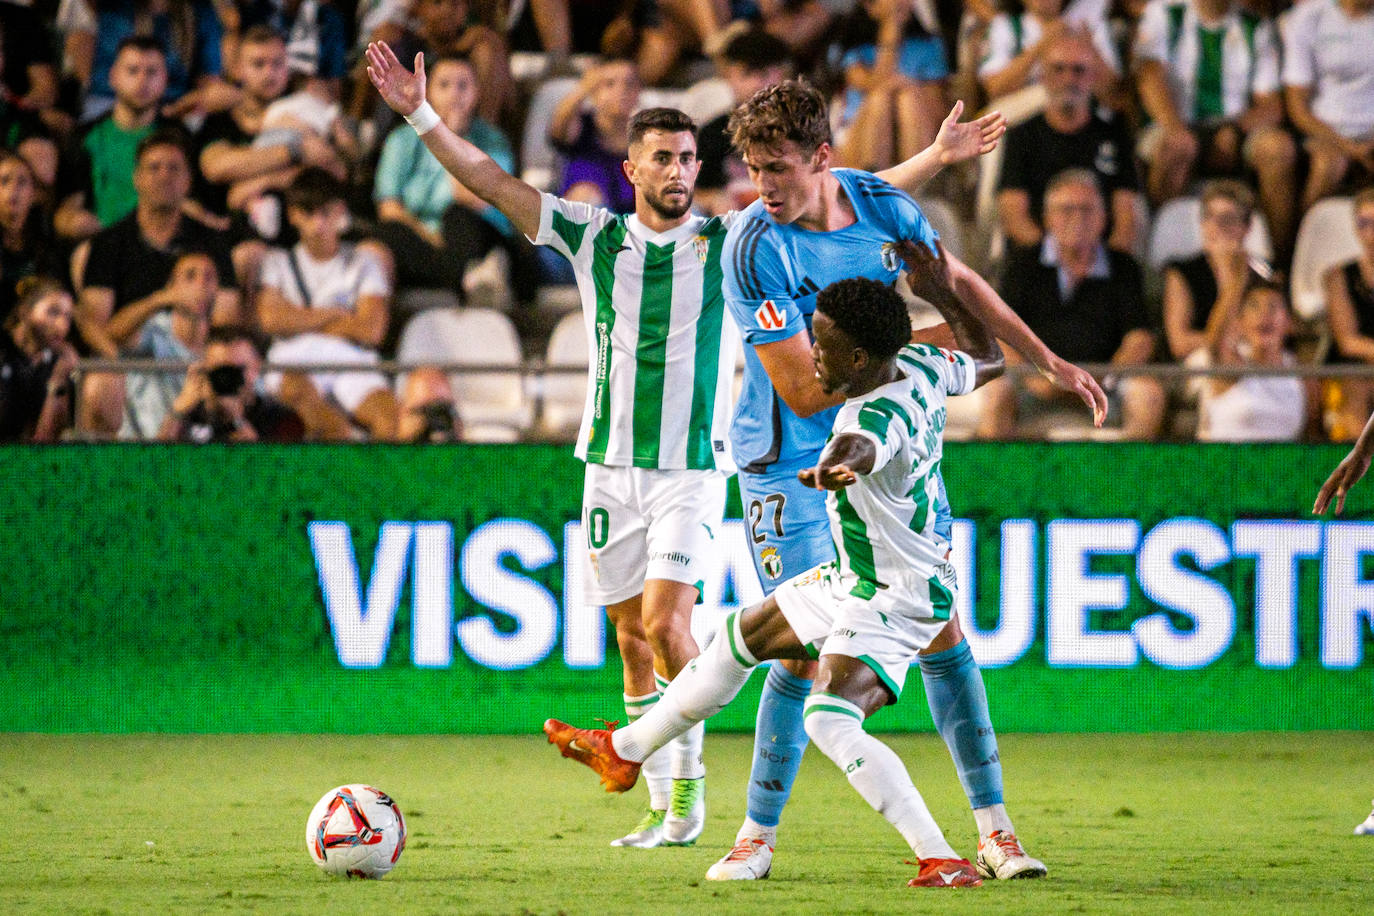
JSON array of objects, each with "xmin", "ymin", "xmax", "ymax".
[
  {"xmin": 1289, "ymin": 197, "xmax": 1359, "ymax": 320},
  {"xmin": 397, "ymin": 308, "xmax": 533, "ymax": 442},
  {"xmin": 541, "ymin": 311, "xmax": 588, "ymax": 439}
]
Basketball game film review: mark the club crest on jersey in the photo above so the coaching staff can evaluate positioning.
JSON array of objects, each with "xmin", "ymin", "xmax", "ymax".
[
  {"xmin": 760, "ymin": 546, "xmax": 783, "ymax": 580},
  {"xmin": 880, "ymin": 242, "xmax": 900, "ymax": 272},
  {"xmin": 755, "ymin": 300, "xmax": 785, "ymax": 331},
  {"xmin": 694, "ymin": 235, "xmax": 710, "ymax": 264}
]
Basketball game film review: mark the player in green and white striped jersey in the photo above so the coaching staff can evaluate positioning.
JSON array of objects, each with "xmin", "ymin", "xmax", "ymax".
[
  {"xmin": 544, "ymin": 238, "xmax": 1037, "ymax": 887},
  {"xmin": 367, "ymin": 39, "xmax": 1007, "ymax": 849}
]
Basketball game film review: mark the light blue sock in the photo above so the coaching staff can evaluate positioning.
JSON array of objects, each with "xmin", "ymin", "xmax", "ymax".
[
  {"xmin": 744, "ymin": 663, "xmax": 812, "ymax": 828},
  {"xmin": 918, "ymin": 639, "xmax": 1004, "ymax": 809}
]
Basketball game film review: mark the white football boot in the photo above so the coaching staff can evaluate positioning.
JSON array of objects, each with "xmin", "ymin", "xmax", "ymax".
[
  {"xmin": 705, "ymin": 837, "xmax": 774, "ymax": 880},
  {"xmin": 610, "ymin": 808, "xmax": 665, "ymax": 848},
  {"xmin": 1355, "ymin": 802, "xmax": 1374, "ymax": 836},
  {"xmin": 662, "ymin": 777, "xmax": 705, "ymax": 845},
  {"xmin": 976, "ymin": 830, "xmax": 1048, "ymax": 879}
]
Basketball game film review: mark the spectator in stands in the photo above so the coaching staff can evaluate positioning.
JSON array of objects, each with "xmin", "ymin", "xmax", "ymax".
[
  {"xmin": 107, "ymin": 250, "xmax": 215, "ymax": 438},
  {"xmin": 1283, "ymin": 0, "xmax": 1374, "ymax": 211},
  {"xmin": 549, "ymin": 56, "xmax": 640, "ymax": 213},
  {"xmin": 397, "ymin": 365, "xmax": 462, "ymax": 443},
  {"xmin": 56, "ymin": 36, "xmax": 172, "ymax": 243},
  {"xmin": 392, "ymin": 0, "xmax": 512, "ymax": 125},
  {"xmin": 0, "ymin": 3, "xmax": 60, "ymax": 118},
  {"xmin": 998, "ymin": 31, "xmax": 1142, "ymax": 254},
  {"xmin": 70, "ymin": 0, "xmax": 230, "ymax": 122},
  {"xmin": 980, "ymin": 167, "xmax": 1163, "ymax": 439},
  {"xmin": 0, "ymin": 152, "xmax": 63, "ymax": 324},
  {"xmin": 979, "ymin": 0, "xmax": 1120, "ymax": 104},
  {"xmin": 695, "ymin": 27, "xmax": 791, "ymax": 215},
  {"xmin": 831, "ymin": 0, "xmax": 949, "ymax": 172},
  {"xmin": 75, "ymin": 129, "xmax": 240, "ymax": 434},
  {"xmin": 0, "ymin": 20, "xmax": 61, "ymax": 189},
  {"xmin": 373, "ymin": 51, "xmax": 536, "ymax": 305},
  {"xmin": 755, "ymin": 0, "xmax": 836, "ymax": 66},
  {"xmin": 258, "ymin": 167, "xmax": 399, "ymax": 441},
  {"xmin": 0, "ymin": 276, "xmax": 76, "ymax": 442},
  {"xmin": 1196, "ymin": 281, "xmax": 1317, "ymax": 441},
  {"xmin": 629, "ymin": 0, "xmax": 726, "ymax": 86},
  {"xmin": 1134, "ymin": 0, "xmax": 1296, "ymax": 264},
  {"xmin": 1322, "ymin": 186, "xmax": 1374, "ymax": 441},
  {"xmin": 1161, "ymin": 178, "xmax": 1269, "ymax": 361},
  {"xmin": 159, "ymin": 323, "xmax": 306, "ymax": 441}
]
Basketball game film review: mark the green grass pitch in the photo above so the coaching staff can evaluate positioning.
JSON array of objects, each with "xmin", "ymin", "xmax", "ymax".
[{"xmin": 2, "ymin": 732, "xmax": 1369, "ymax": 914}]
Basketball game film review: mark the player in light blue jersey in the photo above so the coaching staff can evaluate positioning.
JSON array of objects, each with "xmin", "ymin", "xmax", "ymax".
[{"xmin": 710, "ymin": 80, "xmax": 1108, "ymax": 882}]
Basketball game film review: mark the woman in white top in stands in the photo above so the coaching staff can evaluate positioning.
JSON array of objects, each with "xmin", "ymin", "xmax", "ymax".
[{"xmin": 1196, "ymin": 280, "xmax": 1318, "ymax": 442}]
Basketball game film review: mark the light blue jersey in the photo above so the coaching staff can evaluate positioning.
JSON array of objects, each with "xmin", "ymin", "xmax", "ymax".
[
  {"xmin": 722, "ymin": 169, "xmax": 951, "ymax": 590},
  {"xmin": 723, "ymin": 169, "xmax": 939, "ymax": 473}
]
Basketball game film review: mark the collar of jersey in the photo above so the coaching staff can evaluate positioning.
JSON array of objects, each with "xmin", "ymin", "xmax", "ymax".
[{"xmin": 626, "ymin": 213, "xmax": 708, "ymax": 246}]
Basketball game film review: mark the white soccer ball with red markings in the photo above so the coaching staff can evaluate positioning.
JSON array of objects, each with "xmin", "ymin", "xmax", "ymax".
[{"xmin": 305, "ymin": 784, "xmax": 407, "ymax": 878}]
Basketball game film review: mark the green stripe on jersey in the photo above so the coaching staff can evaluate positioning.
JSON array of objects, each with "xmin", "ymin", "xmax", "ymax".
[
  {"xmin": 908, "ymin": 464, "xmax": 932, "ymax": 536},
  {"xmin": 551, "ymin": 209, "xmax": 589, "ymax": 256},
  {"xmin": 631, "ymin": 240, "xmax": 676, "ymax": 466},
  {"xmin": 835, "ymin": 487, "xmax": 881, "ymax": 585},
  {"xmin": 927, "ymin": 573, "xmax": 954, "ymax": 621},
  {"xmin": 1194, "ymin": 26, "xmax": 1225, "ymax": 121},
  {"xmin": 585, "ymin": 219, "xmax": 629, "ymax": 462},
  {"xmin": 897, "ymin": 352, "xmax": 941, "ymax": 389},
  {"xmin": 686, "ymin": 225, "xmax": 726, "ymax": 469}
]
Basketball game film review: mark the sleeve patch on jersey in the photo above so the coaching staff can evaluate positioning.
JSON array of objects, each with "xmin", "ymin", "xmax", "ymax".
[{"xmin": 755, "ymin": 299, "xmax": 786, "ymax": 331}]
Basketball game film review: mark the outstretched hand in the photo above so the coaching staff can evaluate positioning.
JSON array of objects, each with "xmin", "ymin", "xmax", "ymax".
[
  {"xmin": 1042, "ymin": 357, "xmax": 1109, "ymax": 427},
  {"xmin": 933, "ymin": 100, "xmax": 1007, "ymax": 166},
  {"xmin": 798, "ymin": 463, "xmax": 858, "ymax": 491},
  {"xmin": 366, "ymin": 41, "xmax": 427, "ymax": 117},
  {"xmin": 1314, "ymin": 447, "xmax": 1372, "ymax": 515}
]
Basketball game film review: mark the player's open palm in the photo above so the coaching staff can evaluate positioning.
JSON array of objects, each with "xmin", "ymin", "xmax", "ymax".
[
  {"xmin": 366, "ymin": 41, "xmax": 426, "ymax": 117},
  {"xmin": 1314, "ymin": 448, "xmax": 1372, "ymax": 515},
  {"xmin": 933, "ymin": 100, "xmax": 1006, "ymax": 165},
  {"xmin": 1042, "ymin": 357, "xmax": 1109, "ymax": 428}
]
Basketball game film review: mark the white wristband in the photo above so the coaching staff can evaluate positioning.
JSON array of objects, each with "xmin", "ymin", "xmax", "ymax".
[{"xmin": 405, "ymin": 101, "xmax": 441, "ymax": 136}]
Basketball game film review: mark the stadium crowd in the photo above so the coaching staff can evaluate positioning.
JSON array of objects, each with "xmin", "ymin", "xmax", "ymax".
[{"xmin": 0, "ymin": 0, "xmax": 1370, "ymax": 444}]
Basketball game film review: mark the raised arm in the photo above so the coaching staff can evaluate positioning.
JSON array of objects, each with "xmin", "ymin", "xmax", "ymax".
[
  {"xmin": 913, "ymin": 242, "xmax": 1107, "ymax": 424},
  {"xmin": 873, "ymin": 100, "xmax": 1006, "ymax": 195},
  {"xmin": 1315, "ymin": 411, "xmax": 1374, "ymax": 515},
  {"xmin": 797, "ymin": 432, "xmax": 875, "ymax": 491},
  {"xmin": 366, "ymin": 42, "xmax": 542, "ymax": 240},
  {"xmin": 896, "ymin": 239, "xmax": 1003, "ymax": 388}
]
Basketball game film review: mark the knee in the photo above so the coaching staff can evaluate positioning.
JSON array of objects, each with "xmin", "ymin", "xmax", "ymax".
[
  {"xmin": 1159, "ymin": 129, "xmax": 1199, "ymax": 166},
  {"xmin": 1248, "ymin": 129, "xmax": 1296, "ymax": 172}
]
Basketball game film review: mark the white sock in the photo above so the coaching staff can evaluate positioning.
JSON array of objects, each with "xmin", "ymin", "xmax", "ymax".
[
  {"xmin": 804, "ymin": 694, "xmax": 958, "ymax": 861},
  {"xmin": 737, "ymin": 816, "xmax": 777, "ymax": 846},
  {"xmin": 613, "ymin": 611, "xmax": 758, "ymax": 762},
  {"xmin": 655, "ymin": 674, "xmax": 707, "ymax": 781},
  {"xmin": 625, "ymin": 691, "xmax": 671, "ymax": 810},
  {"xmin": 973, "ymin": 803, "xmax": 1014, "ymax": 837}
]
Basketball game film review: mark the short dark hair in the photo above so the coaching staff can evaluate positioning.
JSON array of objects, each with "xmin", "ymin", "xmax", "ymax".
[
  {"xmin": 816, "ymin": 277, "xmax": 911, "ymax": 362},
  {"xmin": 429, "ymin": 51, "xmax": 476, "ymax": 74},
  {"xmin": 628, "ymin": 107, "xmax": 697, "ymax": 149},
  {"xmin": 135, "ymin": 127, "xmax": 191, "ymax": 165},
  {"xmin": 720, "ymin": 28, "xmax": 792, "ymax": 71},
  {"xmin": 285, "ymin": 166, "xmax": 347, "ymax": 212},
  {"xmin": 240, "ymin": 24, "xmax": 286, "ymax": 47},
  {"xmin": 115, "ymin": 34, "xmax": 167, "ymax": 60},
  {"xmin": 727, "ymin": 79, "xmax": 831, "ymax": 157},
  {"xmin": 207, "ymin": 324, "xmax": 268, "ymax": 357}
]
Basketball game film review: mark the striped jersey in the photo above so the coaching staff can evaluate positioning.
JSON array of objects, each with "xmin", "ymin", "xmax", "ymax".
[
  {"xmin": 1133, "ymin": 0, "xmax": 1279, "ymax": 124},
  {"xmin": 827, "ymin": 344, "xmax": 976, "ymax": 587},
  {"xmin": 534, "ymin": 192, "xmax": 740, "ymax": 471}
]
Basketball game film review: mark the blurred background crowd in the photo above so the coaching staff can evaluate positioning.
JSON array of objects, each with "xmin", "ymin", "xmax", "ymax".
[{"xmin": 0, "ymin": 0, "xmax": 1370, "ymax": 445}]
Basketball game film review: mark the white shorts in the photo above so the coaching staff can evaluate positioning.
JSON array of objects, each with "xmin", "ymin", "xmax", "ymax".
[
  {"xmin": 582, "ymin": 464, "xmax": 727, "ymax": 606},
  {"xmin": 264, "ymin": 333, "xmax": 390, "ymax": 414},
  {"xmin": 773, "ymin": 560, "xmax": 956, "ymax": 703}
]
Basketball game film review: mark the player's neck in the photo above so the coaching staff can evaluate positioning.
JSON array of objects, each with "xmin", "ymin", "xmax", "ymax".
[
  {"xmin": 795, "ymin": 171, "xmax": 856, "ymax": 233},
  {"xmin": 634, "ymin": 205, "xmax": 690, "ymax": 235},
  {"xmin": 846, "ymin": 361, "xmax": 900, "ymax": 399}
]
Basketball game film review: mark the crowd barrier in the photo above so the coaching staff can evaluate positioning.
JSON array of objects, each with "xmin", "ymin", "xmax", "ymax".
[{"xmin": 1, "ymin": 442, "xmax": 1368, "ymax": 734}]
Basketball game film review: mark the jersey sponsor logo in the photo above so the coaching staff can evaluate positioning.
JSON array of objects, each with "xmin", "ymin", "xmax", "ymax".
[
  {"xmin": 760, "ymin": 546, "xmax": 783, "ymax": 580},
  {"xmin": 650, "ymin": 549, "xmax": 692, "ymax": 567},
  {"xmin": 754, "ymin": 300, "xmax": 785, "ymax": 331}
]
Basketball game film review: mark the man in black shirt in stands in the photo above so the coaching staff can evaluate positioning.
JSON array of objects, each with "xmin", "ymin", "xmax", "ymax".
[{"xmin": 981, "ymin": 168, "xmax": 1162, "ymax": 440}]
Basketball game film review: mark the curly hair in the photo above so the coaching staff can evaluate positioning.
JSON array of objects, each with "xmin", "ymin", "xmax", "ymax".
[
  {"xmin": 816, "ymin": 277, "xmax": 911, "ymax": 361},
  {"xmin": 726, "ymin": 79, "xmax": 831, "ymax": 157}
]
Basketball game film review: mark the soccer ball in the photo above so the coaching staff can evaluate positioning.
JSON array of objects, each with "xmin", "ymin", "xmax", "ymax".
[{"xmin": 305, "ymin": 784, "xmax": 407, "ymax": 878}]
